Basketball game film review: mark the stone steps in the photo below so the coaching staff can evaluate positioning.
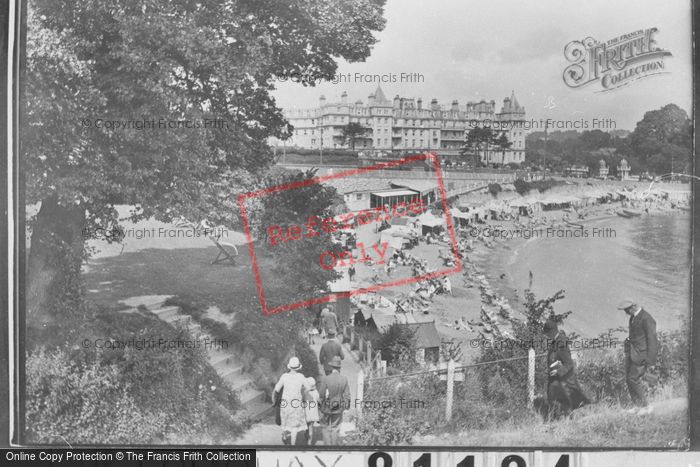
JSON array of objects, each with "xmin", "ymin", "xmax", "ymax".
[
  {"xmin": 125, "ymin": 295, "xmax": 269, "ymax": 422},
  {"xmin": 237, "ymin": 385, "xmax": 266, "ymax": 406},
  {"xmin": 219, "ymin": 363, "xmax": 244, "ymax": 379}
]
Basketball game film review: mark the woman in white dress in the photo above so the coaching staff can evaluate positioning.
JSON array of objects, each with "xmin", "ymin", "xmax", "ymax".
[{"xmin": 273, "ymin": 357, "xmax": 310, "ymax": 445}]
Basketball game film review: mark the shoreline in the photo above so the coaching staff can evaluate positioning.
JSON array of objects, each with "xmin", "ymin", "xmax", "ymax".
[
  {"xmin": 458, "ymin": 181, "xmax": 690, "ymax": 340},
  {"xmin": 470, "ymin": 213, "xmax": 689, "ymax": 339}
]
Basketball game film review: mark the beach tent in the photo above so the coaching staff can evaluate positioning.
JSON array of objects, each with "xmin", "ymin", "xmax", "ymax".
[
  {"xmin": 539, "ymin": 195, "xmax": 577, "ymax": 210},
  {"xmin": 417, "ymin": 212, "xmax": 446, "ymax": 235},
  {"xmin": 508, "ymin": 199, "xmax": 532, "ymax": 216},
  {"xmin": 451, "ymin": 207, "xmax": 472, "ymax": 227}
]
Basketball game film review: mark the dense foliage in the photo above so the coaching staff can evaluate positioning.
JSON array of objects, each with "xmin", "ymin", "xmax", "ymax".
[
  {"xmin": 25, "ymin": 0, "xmax": 387, "ymax": 329},
  {"xmin": 26, "ymin": 310, "xmax": 242, "ymax": 444},
  {"xmin": 513, "ymin": 178, "xmax": 562, "ymax": 196},
  {"xmin": 353, "ymin": 289, "xmax": 688, "ymax": 445},
  {"xmin": 487, "ymin": 183, "xmax": 503, "ymax": 197},
  {"xmin": 525, "ymin": 104, "xmax": 691, "ymax": 175}
]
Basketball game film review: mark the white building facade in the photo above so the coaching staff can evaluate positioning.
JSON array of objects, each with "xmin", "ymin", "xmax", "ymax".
[{"xmin": 280, "ymin": 86, "xmax": 527, "ymax": 165}]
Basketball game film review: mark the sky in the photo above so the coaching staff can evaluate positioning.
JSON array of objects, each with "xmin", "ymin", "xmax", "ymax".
[{"xmin": 271, "ymin": 0, "xmax": 693, "ymax": 131}]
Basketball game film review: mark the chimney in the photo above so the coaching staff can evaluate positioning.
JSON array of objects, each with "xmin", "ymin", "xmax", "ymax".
[
  {"xmin": 430, "ymin": 98, "xmax": 438, "ymax": 110},
  {"xmin": 394, "ymin": 94, "xmax": 400, "ymax": 108},
  {"xmin": 368, "ymin": 93, "xmax": 375, "ymax": 106},
  {"xmin": 451, "ymin": 100, "xmax": 459, "ymax": 112},
  {"xmin": 341, "ymin": 91, "xmax": 347, "ymax": 104},
  {"xmin": 417, "ymin": 98, "xmax": 422, "ymax": 110},
  {"xmin": 320, "ymin": 95, "xmax": 326, "ymax": 105}
]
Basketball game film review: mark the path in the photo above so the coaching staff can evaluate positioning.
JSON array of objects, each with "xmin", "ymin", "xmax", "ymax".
[{"xmin": 234, "ymin": 334, "xmax": 363, "ymax": 445}]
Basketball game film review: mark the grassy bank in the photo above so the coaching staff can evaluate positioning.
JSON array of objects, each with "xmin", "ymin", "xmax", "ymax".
[{"xmin": 416, "ymin": 393, "xmax": 688, "ymax": 448}]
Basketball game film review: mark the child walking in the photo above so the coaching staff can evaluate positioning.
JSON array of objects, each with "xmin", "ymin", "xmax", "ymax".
[{"xmin": 304, "ymin": 377, "xmax": 321, "ymax": 445}]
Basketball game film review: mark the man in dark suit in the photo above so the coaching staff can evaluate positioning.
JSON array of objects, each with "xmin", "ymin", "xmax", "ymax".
[
  {"xmin": 317, "ymin": 356, "xmax": 351, "ymax": 445},
  {"xmin": 618, "ymin": 299, "xmax": 659, "ymax": 411},
  {"xmin": 319, "ymin": 331, "xmax": 344, "ymax": 375},
  {"xmin": 543, "ymin": 319, "xmax": 590, "ymax": 419}
]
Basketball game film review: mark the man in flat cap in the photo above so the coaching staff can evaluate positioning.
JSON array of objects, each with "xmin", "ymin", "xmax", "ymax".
[
  {"xmin": 618, "ymin": 299, "xmax": 658, "ymax": 411},
  {"xmin": 543, "ymin": 319, "xmax": 590, "ymax": 418},
  {"xmin": 317, "ymin": 355, "xmax": 351, "ymax": 445}
]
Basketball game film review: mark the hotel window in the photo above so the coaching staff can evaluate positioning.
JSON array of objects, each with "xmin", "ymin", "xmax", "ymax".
[{"xmin": 356, "ymin": 193, "xmax": 363, "ymax": 200}]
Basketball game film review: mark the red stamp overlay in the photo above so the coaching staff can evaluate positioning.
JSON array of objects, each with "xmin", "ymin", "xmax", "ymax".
[{"xmin": 238, "ymin": 153, "xmax": 462, "ymax": 315}]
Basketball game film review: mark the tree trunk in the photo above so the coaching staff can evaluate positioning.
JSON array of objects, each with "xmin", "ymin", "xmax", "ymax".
[{"xmin": 26, "ymin": 195, "xmax": 86, "ymax": 334}]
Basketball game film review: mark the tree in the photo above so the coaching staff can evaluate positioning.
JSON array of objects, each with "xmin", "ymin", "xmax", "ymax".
[
  {"xmin": 375, "ymin": 323, "xmax": 417, "ymax": 368},
  {"xmin": 476, "ymin": 289, "xmax": 572, "ymax": 406},
  {"xmin": 495, "ymin": 132, "xmax": 513, "ymax": 167},
  {"xmin": 340, "ymin": 122, "xmax": 369, "ymax": 150},
  {"xmin": 249, "ymin": 169, "xmax": 342, "ymax": 309},
  {"xmin": 629, "ymin": 104, "xmax": 692, "ymax": 175},
  {"xmin": 24, "ymin": 0, "xmax": 387, "ymax": 333},
  {"xmin": 460, "ymin": 127, "xmax": 495, "ymax": 168}
]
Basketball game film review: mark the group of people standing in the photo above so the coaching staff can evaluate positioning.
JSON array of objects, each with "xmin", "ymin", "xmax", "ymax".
[
  {"xmin": 543, "ymin": 299, "xmax": 659, "ymax": 418},
  {"xmin": 273, "ymin": 307, "xmax": 352, "ymax": 446}
]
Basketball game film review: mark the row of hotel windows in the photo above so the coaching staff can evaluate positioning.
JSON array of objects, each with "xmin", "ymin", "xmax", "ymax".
[
  {"xmin": 298, "ymin": 128, "xmax": 524, "ymax": 139},
  {"xmin": 292, "ymin": 116, "xmax": 523, "ymax": 128},
  {"xmin": 308, "ymin": 137, "xmax": 524, "ymax": 149},
  {"xmin": 301, "ymin": 129, "xmax": 523, "ymax": 147},
  {"xmin": 292, "ymin": 104, "xmax": 507, "ymax": 119}
]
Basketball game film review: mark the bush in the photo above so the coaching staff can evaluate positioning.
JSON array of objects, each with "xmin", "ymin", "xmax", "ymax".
[
  {"xmin": 514, "ymin": 178, "xmax": 530, "ymax": 195},
  {"xmin": 373, "ymin": 323, "xmax": 416, "ymax": 369},
  {"xmin": 228, "ymin": 305, "xmax": 312, "ymax": 369},
  {"xmin": 576, "ymin": 326, "xmax": 688, "ymax": 404},
  {"xmin": 513, "ymin": 178, "xmax": 562, "ymax": 196},
  {"xmin": 26, "ymin": 347, "xmax": 162, "ymax": 444},
  {"xmin": 26, "ymin": 311, "xmax": 244, "ymax": 444},
  {"xmin": 352, "ymin": 374, "xmax": 444, "ymax": 444},
  {"xmin": 488, "ymin": 183, "xmax": 503, "ymax": 197}
]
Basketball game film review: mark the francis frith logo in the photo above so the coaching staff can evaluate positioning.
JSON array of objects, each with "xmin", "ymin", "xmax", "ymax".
[{"xmin": 563, "ymin": 27, "xmax": 672, "ymax": 91}]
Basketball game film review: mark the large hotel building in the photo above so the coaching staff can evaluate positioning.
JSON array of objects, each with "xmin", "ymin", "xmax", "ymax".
[{"xmin": 280, "ymin": 85, "xmax": 527, "ymax": 165}]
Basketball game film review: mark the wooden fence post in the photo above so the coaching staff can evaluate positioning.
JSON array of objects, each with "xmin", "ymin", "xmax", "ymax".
[
  {"xmin": 528, "ymin": 347, "xmax": 535, "ymax": 408},
  {"xmin": 356, "ymin": 370, "xmax": 365, "ymax": 419},
  {"xmin": 445, "ymin": 359, "xmax": 455, "ymax": 422},
  {"xmin": 366, "ymin": 341, "xmax": 372, "ymax": 364}
]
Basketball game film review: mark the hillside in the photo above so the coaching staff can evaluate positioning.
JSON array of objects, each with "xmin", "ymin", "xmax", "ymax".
[{"xmin": 414, "ymin": 397, "xmax": 688, "ymax": 448}]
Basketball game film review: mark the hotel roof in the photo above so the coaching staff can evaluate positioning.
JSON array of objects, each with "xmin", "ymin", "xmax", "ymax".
[{"xmin": 324, "ymin": 178, "xmax": 391, "ymax": 195}]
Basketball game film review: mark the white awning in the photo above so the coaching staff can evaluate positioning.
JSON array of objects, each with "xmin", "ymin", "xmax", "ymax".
[{"xmin": 372, "ymin": 189, "xmax": 418, "ymax": 197}]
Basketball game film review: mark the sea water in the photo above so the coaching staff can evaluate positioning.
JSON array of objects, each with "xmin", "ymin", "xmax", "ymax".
[{"xmin": 508, "ymin": 213, "xmax": 691, "ymax": 336}]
